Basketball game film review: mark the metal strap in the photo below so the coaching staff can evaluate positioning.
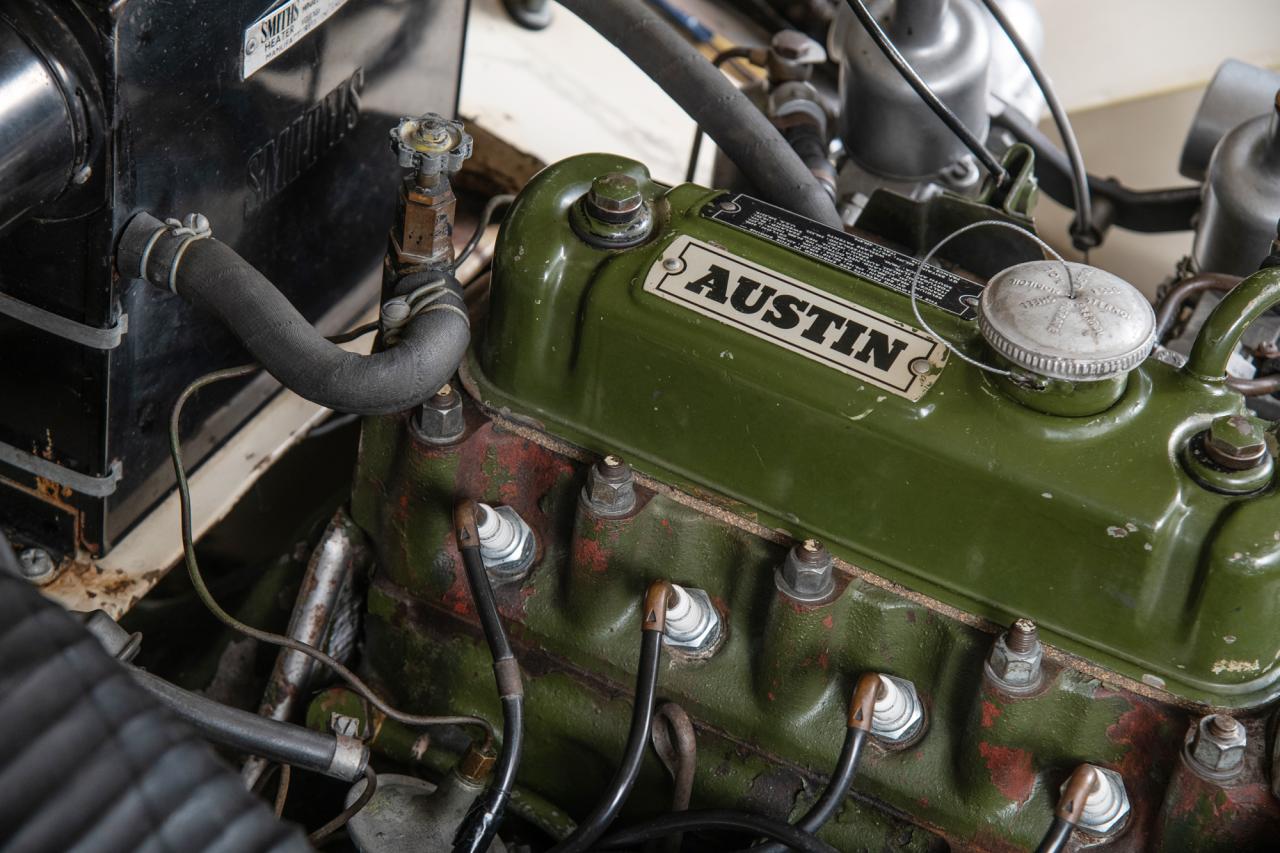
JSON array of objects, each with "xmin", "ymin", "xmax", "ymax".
[
  {"xmin": 0, "ymin": 291, "xmax": 127, "ymax": 350},
  {"xmin": 0, "ymin": 440, "xmax": 123, "ymax": 497}
]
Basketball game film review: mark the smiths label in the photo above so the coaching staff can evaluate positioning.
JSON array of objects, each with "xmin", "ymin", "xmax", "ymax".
[
  {"xmin": 243, "ymin": 0, "xmax": 351, "ymax": 79},
  {"xmin": 705, "ymin": 194, "xmax": 983, "ymax": 319},
  {"xmin": 644, "ymin": 237, "xmax": 946, "ymax": 401}
]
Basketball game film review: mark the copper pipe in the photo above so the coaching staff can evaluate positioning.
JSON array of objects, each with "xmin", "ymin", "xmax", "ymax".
[
  {"xmin": 1228, "ymin": 374, "xmax": 1280, "ymax": 396},
  {"xmin": 1154, "ymin": 272, "xmax": 1242, "ymax": 340}
]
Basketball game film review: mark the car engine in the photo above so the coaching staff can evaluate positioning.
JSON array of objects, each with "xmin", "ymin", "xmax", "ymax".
[{"xmin": 5, "ymin": 1, "xmax": 1280, "ymax": 851}]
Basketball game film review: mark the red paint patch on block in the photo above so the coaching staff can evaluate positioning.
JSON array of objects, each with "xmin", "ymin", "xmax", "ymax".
[
  {"xmin": 573, "ymin": 536, "xmax": 610, "ymax": 574},
  {"xmin": 978, "ymin": 741, "xmax": 1036, "ymax": 804},
  {"xmin": 980, "ymin": 700, "xmax": 1002, "ymax": 729},
  {"xmin": 822, "ymin": 614, "xmax": 834, "ymax": 629}
]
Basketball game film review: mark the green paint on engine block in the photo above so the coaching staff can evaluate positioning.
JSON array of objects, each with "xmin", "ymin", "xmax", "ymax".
[{"xmin": 467, "ymin": 153, "xmax": 1280, "ymax": 709}]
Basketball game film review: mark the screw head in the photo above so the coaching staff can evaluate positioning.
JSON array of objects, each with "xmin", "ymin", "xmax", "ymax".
[
  {"xmin": 587, "ymin": 173, "xmax": 643, "ymax": 223},
  {"xmin": 18, "ymin": 548, "xmax": 56, "ymax": 583},
  {"xmin": 1205, "ymin": 414, "xmax": 1268, "ymax": 470}
]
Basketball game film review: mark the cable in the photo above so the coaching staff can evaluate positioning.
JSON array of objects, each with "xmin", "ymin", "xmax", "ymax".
[
  {"xmin": 273, "ymin": 764, "xmax": 291, "ymax": 818},
  {"xmin": 1154, "ymin": 272, "xmax": 1241, "ymax": 340},
  {"xmin": 452, "ymin": 501, "xmax": 526, "ymax": 853},
  {"xmin": 453, "ymin": 194, "xmax": 515, "ymax": 272},
  {"xmin": 168, "ymin": 360, "xmax": 496, "ymax": 747},
  {"xmin": 749, "ymin": 672, "xmax": 880, "ymax": 853},
  {"xmin": 309, "ymin": 765, "xmax": 378, "ymax": 845},
  {"xmin": 597, "ymin": 810, "xmax": 840, "ymax": 853},
  {"xmin": 549, "ymin": 580, "xmax": 672, "ymax": 853},
  {"xmin": 843, "ymin": 0, "xmax": 1007, "ymax": 186},
  {"xmin": 685, "ymin": 46, "xmax": 760, "ymax": 183},
  {"xmin": 1034, "ymin": 816, "xmax": 1074, "ymax": 853},
  {"xmin": 978, "ymin": 0, "xmax": 1093, "ymax": 250}
]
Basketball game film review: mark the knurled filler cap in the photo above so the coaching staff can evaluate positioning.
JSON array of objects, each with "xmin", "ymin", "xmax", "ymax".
[
  {"xmin": 389, "ymin": 114, "xmax": 473, "ymax": 178},
  {"xmin": 978, "ymin": 260, "xmax": 1157, "ymax": 382}
]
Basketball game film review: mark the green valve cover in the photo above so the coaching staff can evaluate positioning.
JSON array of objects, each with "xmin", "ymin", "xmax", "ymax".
[{"xmin": 473, "ymin": 153, "xmax": 1280, "ymax": 708}]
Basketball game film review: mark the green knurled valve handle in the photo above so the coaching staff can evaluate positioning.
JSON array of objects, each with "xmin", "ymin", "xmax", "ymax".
[{"xmin": 1185, "ymin": 266, "xmax": 1280, "ymax": 382}]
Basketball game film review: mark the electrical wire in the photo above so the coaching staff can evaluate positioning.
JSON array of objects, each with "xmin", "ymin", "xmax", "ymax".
[
  {"xmin": 597, "ymin": 810, "xmax": 840, "ymax": 853},
  {"xmin": 549, "ymin": 580, "xmax": 670, "ymax": 853},
  {"xmin": 1034, "ymin": 816, "xmax": 1074, "ymax": 853},
  {"xmin": 685, "ymin": 46, "xmax": 759, "ymax": 183},
  {"xmin": 273, "ymin": 764, "xmax": 291, "ymax": 818},
  {"xmin": 748, "ymin": 729, "xmax": 867, "ymax": 853},
  {"xmin": 167, "ymin": 352, "xmax": 495, "ymax": 748},
  {"xmin": 978, "ymin": 0, "xmax": 1093, "ymax": 251},
  {"xmin": 452, "ymin": 502, "xmax": 526, "ymax": 853},
  {"xmin": 309, "ymin": 765, "xmax": 378, "ymax": 845},
  {"xmin": 842, "ymin": 0, "xmax": 1007, "ymax": 186},
  {"xmin": 453, "ymin": 194, "xmax": 516, "ymax": 272}
]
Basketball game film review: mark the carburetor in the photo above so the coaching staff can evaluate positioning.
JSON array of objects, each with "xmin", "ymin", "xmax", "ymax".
[{"xmin": 345, "ymin": 153, "xmax": 1280, "ymax": 850}]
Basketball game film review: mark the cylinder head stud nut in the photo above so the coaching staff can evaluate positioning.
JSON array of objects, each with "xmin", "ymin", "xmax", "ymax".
[
  {"xmin": 1060, "ymin": 765, "xmax": 1130, "ymax": 836},
  {"xmin": 474, "ymin": 502, "xmax": 537, "ymax": 583},
  {"xmin": 869, "ymin": 674, "xmax": 925, "ymax": 745},
  {"xmin": 662, "ymin": 584, "xmax": 723, "ymax": 658},
  {"xmin": 1184, "ymin": 713, "xmax": 1247, "ymax": 782},
  {"xmin": 984, "ymin": 618, "xmax": 1044, "ymax": 696},
  {"xmin": 586, "ymin": 173, "xmax": 644, "ymax": 224},
  {"xmin": 1205, "ymin": 414, "xmax": 1269, "ymax": 470},
  {"xmin": 18, "ymin": 547, "xmax": 57, "ymax": 585},
  {"xmin": 412, "ymin": 383, "xmax": 466, "ymax": 446},
  {"xmin": 582, "ymin": 454, "xmax": 638, "ymax": 518},
  {"xmin": 776, "ymin": 538, "xmax": 836, "ymax": 603}
]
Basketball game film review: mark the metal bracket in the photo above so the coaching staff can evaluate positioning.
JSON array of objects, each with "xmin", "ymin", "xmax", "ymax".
[
  {"xmin": 0, "ymin": 290, "xmax": 127, "ymax": 350},
  {"xmin": 0, "ymin": 440, "xmax": 122, "ymax": 497}
]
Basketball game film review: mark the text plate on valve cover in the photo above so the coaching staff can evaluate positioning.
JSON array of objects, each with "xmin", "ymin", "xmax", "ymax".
[
  {"xmin": 645, "ymin": 237, "xmax": 946, "ymax": 401},
  {"xmin": 705, "ymin": 194, "xmax": 983, "ymax": 319}
]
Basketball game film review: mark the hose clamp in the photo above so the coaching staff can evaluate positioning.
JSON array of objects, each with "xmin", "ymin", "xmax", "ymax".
[
  {"xmin": 164, "ymin": 214, "xmax": 213, "ymax": 293},
  {"xmin": 327, "ymin": 734, "xmax": 370, "ymax": 782}
]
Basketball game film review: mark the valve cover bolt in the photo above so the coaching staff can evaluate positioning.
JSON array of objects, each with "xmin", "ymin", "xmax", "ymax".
[
  {"xmin": 776, "ymin": 538, "xmax": 835, "ymax": 603},
  {"xmin": 586, "ymin": 173, "xmax": 643, "ymax": 224},
  {"xmin": 1204, "ymin": 414, "xmax": 1269, "ymax": 470}
]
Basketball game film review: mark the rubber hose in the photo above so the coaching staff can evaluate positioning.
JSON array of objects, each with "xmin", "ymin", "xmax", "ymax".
[
  {"xmin": 453, "ymin": 507, "xmax": 526, "ymax": 853},
  {"xmin": 597, "ymin": 810, "xmax": 840, "ymax": 853},
  {"xmin": 130, "ymin": 667, "xmax": 367, "ymax": 781},
  {"xmin": 749, "ymin": 728, "xmax": 867, "ymax": 853},
  {"xmin": 556, "ymin": 0, "xmax": 842, "ymax": 229},
  {"xmin": 549, "ymin": 628, "xmax": 664, "ymax": 853},
  {"xmin": 116, "ymin": 212, "xmax": 470, "ymax": 415}
]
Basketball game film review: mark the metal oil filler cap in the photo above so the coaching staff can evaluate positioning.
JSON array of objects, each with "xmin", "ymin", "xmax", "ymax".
[{"xmin": 978, "ymin": 261, "xmax": 1156, "ymax": 382}]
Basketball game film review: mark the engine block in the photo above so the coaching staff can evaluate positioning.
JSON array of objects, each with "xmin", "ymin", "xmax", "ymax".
[{"xmin": 349, "ymin": 154, "xmax": 1280, "ymax": 849}]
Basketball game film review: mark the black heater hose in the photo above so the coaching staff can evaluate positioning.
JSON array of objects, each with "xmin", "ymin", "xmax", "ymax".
[
  {"xmin": 748, "ymin": 672, "xmax": 882, "ymax": 853},
  {"xmin": 556, "ymin": 0, "xmax": 842, "ymax": 230},
  {"xmin": 549, "ymin": 580, "xmax": 672, "ymax": 853},
  {"xmin": 452, "ymin": 501, "xmax": 526, "ymax": 853},
  {"xmin": 116, "ymin": 212, "xmax": 470, "ymax": 415}
]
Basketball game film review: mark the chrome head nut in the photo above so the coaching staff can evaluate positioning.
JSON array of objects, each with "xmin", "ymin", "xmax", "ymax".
[
  {"xmin": 662, "ymin": 584, "xmax": 722, "ymax": 658},
  {"xmin": 984, "ymin": 619, "xmax": 1044, "ymax": 695},
  {"xmin": 1185, "ymin": 714, "xmax": 1247, "ymax": 781},
  {"xmin": 776, "ymin": 539, "xmax": 835, "ymax": 603},
  {"xmin": 582, "ymin": 455, "xmax": 637, "ymax": 518},
  {"xmin": 413, "ymin": 384, "xmax": 465, "ymax": 445},
  {"xmin": 870, "ymin": 674, "xmax": 925, "ymax": 744},
  {"xmin": 1062, "ymin": 766, "xmax": 1130, "ymax": 835}
]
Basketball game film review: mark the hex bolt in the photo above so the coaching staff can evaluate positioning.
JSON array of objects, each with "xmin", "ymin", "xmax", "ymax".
[
  {"xmin": 18, "ymin": 547, "xmax": 57, "ymax": 584},
  {"xmin": 869, "ymin": 674, "xmax": 925, "ymax": 744},
  {"xmin": 984, "ymin": 618, "xmax": 1044, "ymax": 696},
  {"xmin": 776, "ymin": 538, "xmax": 835, "ymax": 603},
  {"xmin": 475, "ymin": 502, "xmax": 537, "ymax": 583},
  {"xmin": 662, "ymin": 584, "xmax": 723, "ymax": 657},
  {"xmin": 1185, "ymin": 713, "xmax": 1247, "ymax": 782},
  {"xmin": 586, "ymin": 173, "xmax": 643, "ymax": 224},
  {"xmin": 1204, "ymin": 414, "xmax": 1268, "ymax": 470},
  {"xmin": 413, "ymin": 383, "xmax": 465, "ymax": 445},
  {"xmin": 581, "ymin": 454, "xmax": 637, "ymax": 518}
]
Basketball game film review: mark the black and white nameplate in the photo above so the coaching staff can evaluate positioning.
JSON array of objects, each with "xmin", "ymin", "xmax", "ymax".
[{"xmin": 644, "ymin": 236, "xmax": 946, "ymax": 401}]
